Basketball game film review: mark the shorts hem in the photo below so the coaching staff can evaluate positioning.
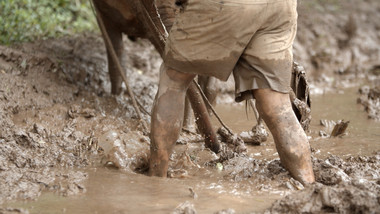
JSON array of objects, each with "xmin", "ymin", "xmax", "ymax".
[{"xmin": 235, "ymin": 87, "xmax": 290, "ymax": 102}]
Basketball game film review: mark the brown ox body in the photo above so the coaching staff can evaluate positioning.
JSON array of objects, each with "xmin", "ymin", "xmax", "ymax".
[{"xmin": 92, "ymin": 0, "xmax": 178, "ymax": 94}]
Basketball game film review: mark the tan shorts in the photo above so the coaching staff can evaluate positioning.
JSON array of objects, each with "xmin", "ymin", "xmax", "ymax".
[{"xmin": 163, "ymin": 0, "xmax": 298, "ymax": 102}]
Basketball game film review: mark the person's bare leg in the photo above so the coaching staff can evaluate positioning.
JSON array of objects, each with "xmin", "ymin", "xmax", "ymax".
[
  {"xmin": 253, "ymin": 89, "xmax": 315, "ymax": 184},
  {"xmin": 148, "ymin": 65, "xmax": 196, "ymax": 177}
]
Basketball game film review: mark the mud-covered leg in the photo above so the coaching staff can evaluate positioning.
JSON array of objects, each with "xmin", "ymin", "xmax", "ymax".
[
  {"xmin": 100, "ymin": 14, "xmax": 125, "ymax": 95},
  {"xmin": 149, "ymin": 65, "xmax": 196, "ymax": 177},
  {"xmin": 253, "ymin": 89, "xmax": 315, "ymax": 185}
]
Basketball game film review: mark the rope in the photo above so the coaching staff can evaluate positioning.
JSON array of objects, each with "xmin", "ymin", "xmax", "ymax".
[
  {"xmin": 192, "ymin": 79, "xmax": 234, "ymax": 135},
  {"xmin": 90, "ymin": 0, "xmax": 148, "ymax": 133}
]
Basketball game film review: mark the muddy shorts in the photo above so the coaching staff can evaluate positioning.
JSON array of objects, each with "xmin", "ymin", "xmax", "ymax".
[{"xmin": 163, "ymin": 0, "xmax": 298, "ymax": 102}]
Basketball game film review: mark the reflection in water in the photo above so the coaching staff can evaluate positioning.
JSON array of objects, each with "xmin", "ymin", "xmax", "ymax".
[{"xmin": 3, "ymin": 88, "xmax": 380, "ymax": 213}]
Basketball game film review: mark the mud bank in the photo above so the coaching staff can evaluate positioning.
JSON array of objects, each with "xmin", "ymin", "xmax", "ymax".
[
  {"xmin": 0, "ymin": 35, "xmax": 160, "ymax": 204},
  {"xmin": 295, "ymin": 0, "xmax": 380, "ymax": 79},
  {"xmin": 169, "ymin": 151, "xmax": 380, "ymax": 213},
  {"xmin": 267, "ymin": 154, "xmax": 380, "ymax": 213}
]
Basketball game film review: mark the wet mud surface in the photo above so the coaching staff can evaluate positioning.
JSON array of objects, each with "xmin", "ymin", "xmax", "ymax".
[
  {"xmin": 0, "ymin": 35, "xmax": 160, "ymax": 205},
  {"xmin": 268, "ymin": 154, "xmax": 380, "ymax": 213},
  {"xmin": 1, "ymin": 0, "xmax": 380, "ymax": 213},
  {"xmin": 295, "ymin": 1, "xmax": 380, "ymax": 81}
]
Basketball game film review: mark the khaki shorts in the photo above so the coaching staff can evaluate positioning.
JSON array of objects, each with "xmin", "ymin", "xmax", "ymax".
[{"xmin": 164, "ymin": 0, "xmax": 298, "ymax": 102}]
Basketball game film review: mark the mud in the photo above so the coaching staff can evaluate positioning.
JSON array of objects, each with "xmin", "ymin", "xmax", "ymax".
[
  {"xmin": 1, "ymin": 0, "xmax": 380, "ymax": 213},
  {"xmin": 358, "ymin": 85, "xmax": 380, "ymax": 120},
  {"xmin": 267, "ymin": 153, "xmax": 380, "ymax": 213},
  {"xmin": 295, "ymin": 1, "xmax": 380, "ymax": 80},
  {"xmin": 0, "ymin": 35, "xmax": 160, "ymax": 204}
]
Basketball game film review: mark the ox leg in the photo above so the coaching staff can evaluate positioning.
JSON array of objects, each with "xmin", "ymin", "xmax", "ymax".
[
  {"xmin": 187, "ymin": 82, "xmax": 220, "ymax": 153},
  {"xmin": 198, "ymin": 76, "xmax": 218, "ymax": 114},
  {"xmin": 100, "ymin": 15, "xmax": 125, "ymax": 95},
  {"xmin": 183, "ymin": 75, "xmax": 218, "ymax": 130}
]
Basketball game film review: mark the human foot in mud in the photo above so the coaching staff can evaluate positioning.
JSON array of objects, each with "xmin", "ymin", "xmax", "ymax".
[{"xmin": 254, "ymin": 89, "xmax": 315, "ymax": 185}]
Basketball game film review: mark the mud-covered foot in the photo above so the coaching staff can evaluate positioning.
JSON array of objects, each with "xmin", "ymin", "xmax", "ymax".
[
  {"xmin": 289, "ymin": 166, "xmax": 315, "ymax": 186},
  {"xmin": 281, "ymin": 153, "xmax": 315, "ymax": 185},
  {"xmin": 148, "ymin": 149, "xmax": 170, "ymax": 177}
]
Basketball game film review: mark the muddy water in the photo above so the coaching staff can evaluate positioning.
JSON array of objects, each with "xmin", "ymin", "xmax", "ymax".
[
  {"xmin": 3, "ymin": 167, "xmax": 280, "ymax": 213},
  {"xmin": 309, "ymin": 88, "xmax": 380, "ymax": 157},
  {"xmin": 3, "ymin": 88, "xmax": 380, "ymax": 213},
  {"xmin": 215, "ymin": 87, "xmax": 380, "ymax": 159}
]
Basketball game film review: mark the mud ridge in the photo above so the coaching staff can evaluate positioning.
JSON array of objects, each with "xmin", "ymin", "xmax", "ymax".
[{"xmin": 266, "ymin": 153, "xmax": 380, "ymax": 213}]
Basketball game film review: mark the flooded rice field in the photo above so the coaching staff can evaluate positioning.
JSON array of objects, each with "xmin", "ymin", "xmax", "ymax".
[
  {"xmin": 309, "ymin": 88, "xmax": 380, "ymax": 158},
  {"xmin": 215, "ymin": 87, "xmax": 380, "ymax": 159},
  {"xmin": 1, "ymin": 86, "xmax": 380, "ymax": 214},
  {"xmin": 1, "ymin": 1, "xmax": 380, "ymax": 212}
]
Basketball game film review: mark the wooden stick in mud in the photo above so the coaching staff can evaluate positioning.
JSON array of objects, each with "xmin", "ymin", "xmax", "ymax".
[{"xmin": 91, "ymin": 1, "xmax": 148, "ymax": 133}]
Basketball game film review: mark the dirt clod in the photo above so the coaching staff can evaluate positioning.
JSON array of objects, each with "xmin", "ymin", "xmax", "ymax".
[
  {"xmin": 268, "ymin": 153, "xmax": 380, "ymax": 213},
  {"xmin": 358, "ymin": 85, "xmax": 380, "ymax": 120}
]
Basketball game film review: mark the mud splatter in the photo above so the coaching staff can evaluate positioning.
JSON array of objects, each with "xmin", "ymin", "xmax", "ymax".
[{"xmin": 358, "ymin": 85, "xmax": 380, "ymax": 120}]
